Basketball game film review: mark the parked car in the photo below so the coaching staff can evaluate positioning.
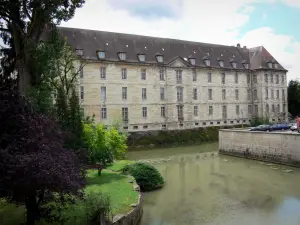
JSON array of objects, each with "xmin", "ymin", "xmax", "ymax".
[
  {"xmin": 290, "ymin": 123, "xmax": 297, "ymax": 131},
  {"xmin": 249, "ymin": 124, "xmax": 271, "ymax": 131},
  {"xmin": 269, "ymin": 123, "xmax": 290, "ymax": 131}
]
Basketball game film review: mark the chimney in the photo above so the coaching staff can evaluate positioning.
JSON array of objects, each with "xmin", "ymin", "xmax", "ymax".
[
  {"xmin": 237, "ymin": 43, "xmax": 241, "ymax": 48},
  {"xmin": 243, "ymin": 46, "xmax": 247, "ymax": 49}
]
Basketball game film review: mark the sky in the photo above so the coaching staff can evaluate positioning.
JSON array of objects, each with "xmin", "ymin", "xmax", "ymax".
[{"xmin": 61, "ymin": 0, "xmax": 300, "ymax": 81}]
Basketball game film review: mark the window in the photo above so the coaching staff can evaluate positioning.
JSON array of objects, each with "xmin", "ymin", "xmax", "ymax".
[
  {"xmin": 121, "ymin": 68, "xmax": 127, "ymax": 79},
  {"xmin": 80, "ymin": 67, "xmax": 83, "ymax": 79},
  {"xmin": 276, "ymin": 74, "xmax": 279, "ymax": 84},
  {"xmin": 207, "ymin": 72, "xmax": 212, "ymax": 83},
  {"xmin": 276, "ymin": 90, "xmax": 279, "ymax": 99},
  {"xmin": 192, "ymin": 70, "xmax": 197, "ymax": 81},
  {"xmin": 281, "ymin": 74, "xmax": 285, "ymax": 84},
  {"xmin": 133, "ymin": 126, "xmax": 138, "ymax": 130},
  {"xmin": 247, "ymin": 89, "xmax": 251, "ymax": 100},
  {"xmin": 277, "ymin": 104, "xmax": 280, "ymax": 112},
  {"xmin": 101, "ymin": 107, "xmax": 107, "ymax": 119},
  {"xmin": 271, "ymin": 89, "xmax": 274, "ymax": 99},
  {"xmin": 282, "ymin": 89, "xmax": 285, "ymax": 99},
  {"xmin": 235, "ymin": 89, "xmax": 239, "ymax": 100},
  {"xmin": 176, "ymin": 70, "xmax": 182, "ymax": 83},
  {"xmin": 143, "ymin": 125, "xmax": 148, "ymax": 129},
  {"xmin": 159, "ymin": 69, "xmax": 165, "ymax": 81},
  {"xmin": 160, "ymin": 87, "xmax": 165, "ymax": 100},
  {"xmin": 98, "ymin": 51, "xmax": 105, "ymax": 59},
  {"xmin": 204, "ymin": 59, "xmax": 211, "ymax": 66},
  {"xmin": 156, "ymin": 55, "xmax": 163, "ymax": 63},
  {"xmin": 141, "ymin": 68, "xmax": 146, "ymax": 80},
  {"xmin": 122, "ymin": 87, "xmax": 127, "ymax": 100},
  {"xmin": 267, "ymin": 62, "xmax": 272, "ymax": 68},
  {"xmin": 266, "ymin": 104, "xmax": 269, "ymax": 113},
  {"xmin": 122, "ymin": 107, "xmax": 128, "ymax": 121},
  {"xmin": 272, "ymin": 104, "xmax": 275, "ymax": 112},
  {"xmin": 247, "ymin": 74, "xmax": 251, "ymax": 84},
  {"xmin": 222, "ymin": 105, "xmax": 227, "ymax": 118},
  {"xmin": 142, "ymin": 107, "xmax": 147, "ymax": 118},
  {"xmin": 243, "ymin": 63, "xmax": 249, "ymax": 69},
  {"xmin": 142, "ymin": 88, "xmax": 147, "ymax": 100},
  {"xmin": 76, "ymin": 49, "xmax": 83, "ymax": 56},
  {"xmin": 100, "ymin": 86, "xmax": 106, "ymax": 101},
  {"xmin": 193, "ymin": 88, "xmax": 197, "ymax": 100},
  {"xmin": 189, "ymin": 58, "xmax": 196, "ymax": 65},
  {"xmin": 248, "ymin": 105, "xmax": 252, "ymax": 114},
  {"xmin": 80, "ymin": 86, "xmax": 84, "ymax": 100},
  {"xmin": 254, "ymin": 105, "xmax": 258, "ymax": 114},
  {"xmin": 118, "ymin": 52, "xmax": 126, "ymax": 60},
  {"xmin": 254, "ymin": 89, "xmax": 257, "ymax": 100},
  {"xmin": 177, "ymin": 87, "xmax": 183, "ymax": 101},
  {"xmin": 208, "ymin": 89, "xmax": 212, "ymax": 100},
  {"xmin": 265, "ymin": 88, "xmax": 269, "ymax": 99},
  {"xmin": 222, "ymin": 89, "xmax": 226, "ymax": 100},
  {"xmin": 219, "ymin": 60, "xmax": 224, "ymax": 67},
  {"xmin": 232, "ymin": 62, "xmax": 237, "ymax": 69},
  {"xmin": 209, "ymin": 106, "xmax": 213, "ymax": 115},
  {"xmin": 100, "ymin": 67, "xmax": 106, "ymax": 79},
  {"xmin": 236, "ymin": 105, "xmax": 240, "ymax": 115},
  {"xmin": 264, "ymin": 74, "xmax": 268, "ymax": 83},
  {"xmin": 221, "ymin": 73, "xmax": 225, "ymax": 84},
  {"xmin": 138, "ymin": 54, "xmax": 145, "ymax": 62},
  {"xmin": 177, "ymin": 105, "xmax": 184, "ymax": 119},
  {"xmin": 235, "ymin": 72, "xmax": 238, "ymax": 83},
  {"xmin": 161, "ymin": 106, "xmax": 165, "ymax": 117},
  {"xmin": 253, "ymin": 74, "xmax": 257, "ymax": 83},
  {"xmin": 271, "ymin": 74, "xmax": 273, "ymax": 83},
  {"xmin": 194, "ymin": 106, "xmax": 198, "ymax": 116}
]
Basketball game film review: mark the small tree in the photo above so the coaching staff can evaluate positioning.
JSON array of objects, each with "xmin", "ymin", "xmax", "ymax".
[{"xmin": 0, "ymin": 87, "xmax": 86, "ymax": 225}]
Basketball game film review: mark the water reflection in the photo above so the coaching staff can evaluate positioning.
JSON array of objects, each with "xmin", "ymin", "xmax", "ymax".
[{"xmin": 128, "ymin": 143, "xmax": 300, "ymax": 225}]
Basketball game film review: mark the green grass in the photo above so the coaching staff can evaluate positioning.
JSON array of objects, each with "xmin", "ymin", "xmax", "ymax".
[
  {"xmin": 0, "ymin": 167, "xmax": 139, "ymax": 225},
  {"xmin": 106, "ymin": 160, "xmax": 135, "ymax": 172}
]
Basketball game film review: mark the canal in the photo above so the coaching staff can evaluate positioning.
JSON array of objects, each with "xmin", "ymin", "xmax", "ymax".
[{"xmin": 128, "ymin": 143, "xmax": 300, "ymax": 225}]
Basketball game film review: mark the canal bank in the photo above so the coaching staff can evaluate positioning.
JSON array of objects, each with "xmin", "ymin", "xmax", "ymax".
[
  {"xmin": 127, "ymin": 143, "xmax": 300, "ymax": 225},
  {"xmin": 219, "ymin": 129, "xmax": 300, "ymax": 167}
]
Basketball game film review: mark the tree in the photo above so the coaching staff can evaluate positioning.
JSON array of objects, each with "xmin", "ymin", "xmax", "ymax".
[
  {"xmin": 0, "ymin": 0, "xmax": 85, "ymax": 94},
  {"xmin": 288, "ymin": 79, "xmax": 300, "ymax": 117},
  {"xmin": 0, "ymin": 87, "xmax": 86, "ymax": 225}
]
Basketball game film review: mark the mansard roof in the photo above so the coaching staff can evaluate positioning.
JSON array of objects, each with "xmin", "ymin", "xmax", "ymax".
[{"xmin": 58, "ymin": 27, "xmax": 287, "ymax": 72}]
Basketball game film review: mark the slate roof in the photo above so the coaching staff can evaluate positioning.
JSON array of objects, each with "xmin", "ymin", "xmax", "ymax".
[{"xmin": 58, "ymin": 27, "xmax": 287, "ymax": 72}]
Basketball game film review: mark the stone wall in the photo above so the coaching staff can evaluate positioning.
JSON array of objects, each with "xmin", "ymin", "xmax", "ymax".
[
  {"xmin": 219, "ymin": 129, "xmax": 300, "ymax": 166},
  {"xmin": 111, "ymin": 177, "xmax": 143, "ymax": 225}
]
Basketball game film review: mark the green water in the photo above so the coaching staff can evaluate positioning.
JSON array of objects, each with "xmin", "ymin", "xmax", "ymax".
[{"xmin": 128, "ymin": 143, "xmax": 300, "ymax": 225}]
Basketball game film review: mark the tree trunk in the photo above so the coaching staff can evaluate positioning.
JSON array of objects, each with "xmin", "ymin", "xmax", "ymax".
[
  {"xmin": 18, "ymin": 59, "xmax": 32, "ymax": 95},
  {"xmin": 25, "ymin": 193, "xmax": 37, "ymax": 225}
]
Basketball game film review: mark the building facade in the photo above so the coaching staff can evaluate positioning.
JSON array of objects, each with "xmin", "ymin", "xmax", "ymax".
[{"xmin": 59, "ymin": 27, "xmax": 288, "ymax": 132}]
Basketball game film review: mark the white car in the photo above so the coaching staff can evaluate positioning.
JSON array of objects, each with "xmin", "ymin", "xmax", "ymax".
[{"xmin": 290, "ymin": 123, "xmax": 298, "ymax": 131}]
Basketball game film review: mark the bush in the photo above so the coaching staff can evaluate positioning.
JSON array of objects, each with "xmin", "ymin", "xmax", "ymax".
[
  {"xmin": 123, "ymin": 163, "xmax": 164, "ymax": 192},
  {"xmin": 250, "ymin": 116, "xmax": 270, "ymax": 127}
]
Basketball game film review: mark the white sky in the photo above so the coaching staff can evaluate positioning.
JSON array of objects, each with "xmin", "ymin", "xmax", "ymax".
[{"xmin": 61, "ymin": 0, "xmax": 300, "ymax": 81}]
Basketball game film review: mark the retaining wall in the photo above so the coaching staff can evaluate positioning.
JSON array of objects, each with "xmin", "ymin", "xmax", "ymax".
[{"xmin": 219, "ymin": 129, "xmax": 300, "ymax": 167}]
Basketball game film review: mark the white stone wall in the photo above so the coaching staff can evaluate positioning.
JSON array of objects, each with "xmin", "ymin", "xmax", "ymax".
[{"xmin": 78, "ymin": 60, "xmax": 288, "ymax": 131}]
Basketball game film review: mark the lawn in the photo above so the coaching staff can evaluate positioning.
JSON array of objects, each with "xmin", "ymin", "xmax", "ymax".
[
  {"xmin": 106, "ymin": 160, "xmax": 135, "ymax": 172},
  {"xmin": 0, "ymin": 165, "xmax": 139, "ymax": 225}
]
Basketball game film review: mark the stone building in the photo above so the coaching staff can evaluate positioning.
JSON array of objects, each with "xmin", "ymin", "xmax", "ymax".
[{"xmin": 59, "ymin": 27, "xmax": 288, "ymax": 132}]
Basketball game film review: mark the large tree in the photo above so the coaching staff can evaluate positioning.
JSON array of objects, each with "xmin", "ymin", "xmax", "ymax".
[
  {"xmin": 0, "ymin": 0, "xmax": 85, "ymax": 94},
  {"xmin": 288, "ymin": 79, "xmax": 300, "ymax": 117},
  {"xmin": 0, "ymin": 86, "xmax": 86, "ymax": 225}
]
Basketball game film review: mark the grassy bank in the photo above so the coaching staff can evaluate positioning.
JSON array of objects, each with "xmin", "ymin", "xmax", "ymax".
[
  {"xmin": 127, "ymin": 125, "xmax": 245, "ymax": 149},
  {"xmin": 0, "ymin": 166, "xmax": 139, "ymax": 225}
]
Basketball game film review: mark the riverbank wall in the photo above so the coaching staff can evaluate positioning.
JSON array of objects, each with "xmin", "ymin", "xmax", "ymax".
[
  {"xmin": 127, "ymin": 125, "xmax": 245, "ymax": 149},
  {"xmin": 219, "ymin": 129, "xmax": 300, "ymax": 167}
]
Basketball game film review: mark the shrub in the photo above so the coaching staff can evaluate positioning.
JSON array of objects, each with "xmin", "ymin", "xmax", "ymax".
[
  {"xmin": 123, "ymin": 163, "xmax": 164, "ymax": 192},
  {"xmin": 250, "ymin": 116, "xmax": 270, "ymax": 127}
]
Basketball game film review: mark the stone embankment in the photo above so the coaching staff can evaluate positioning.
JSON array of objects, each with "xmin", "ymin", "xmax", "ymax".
[
  {"xmin": 219, "ymin": 129, "xmax": 300, "ymax": 167},
  {"xmin": 112, "ymin": 176, "xmax": 143, "ymax": 225}
]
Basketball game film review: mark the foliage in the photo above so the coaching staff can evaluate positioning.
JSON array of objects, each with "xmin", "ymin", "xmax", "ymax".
[
  {"xmin": 0, "ymin": 87, "xmax": 86, "ymax": 225},
  {"xmin": 250, "ymin": 116, "xmax": 270, "ymax": 127},
  {"xmin": 288, "ymin": 79, "xmax": 300, "ymax": 117},
  {"xmin": 56, "ymin": 86, "xmax": 69, "ymax": 130},
  {"xmin": 123, "ymin": 162, "xmax": 164, "ymax": 192},
  {"xmin": 0, "ymin": 0, "xmax": 85, "ymax": 93},
  {"xmin": 83, "ymin": 123, "xmax": 127, "ymax": 166},
  {"xmin": 106, "ymin": 160, "xmax": 135, "ymax": 172}
]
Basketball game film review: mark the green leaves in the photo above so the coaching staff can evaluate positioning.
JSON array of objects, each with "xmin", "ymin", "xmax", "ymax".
[{"xmin": 288, "ymin": 80, "xmax": 300, "ymax": 117}]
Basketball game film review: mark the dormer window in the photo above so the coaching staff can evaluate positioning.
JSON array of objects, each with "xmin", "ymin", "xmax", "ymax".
[
  {"xmin": 97, "ymin": 51, "xmax": 106, "ymax": 59},
  {"xmin": 267, "ymin": 61, "xmax": 272, "ymax": 68},
  {"xmin": 75, "ymin": 49, "xmax": 83, "ymax": 56},
  {"xmin": 274, "ymin": 63, "xmax": 278, "ymax": 69},
  {"xmin": 118, "ymin": 52, "xmax": 126, "ymax": 61},
  {"xmin": 218, "ymin": 60, "xmax": 224, "ymax": 67},
  {"xmin": 189, "ymin": 57, "xmax": 196, "ymax": 65},
  {"xmin": 203, "ymin": 56, "xmax": 211, "ymax": 67},
  {"xmin": 156, "ymin": 55, "xmax": 164, "ymax": 63},
  {"xmin": 230, "ymin": 59, "xmax": 237, "ymax": 69},
  {"xmin": 242, "ymin": 60, "xmax": 249, "ymax": 69},
  {"xmin": 137, "ymin": 54, "xmax": 145, "ymax": 62}
]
